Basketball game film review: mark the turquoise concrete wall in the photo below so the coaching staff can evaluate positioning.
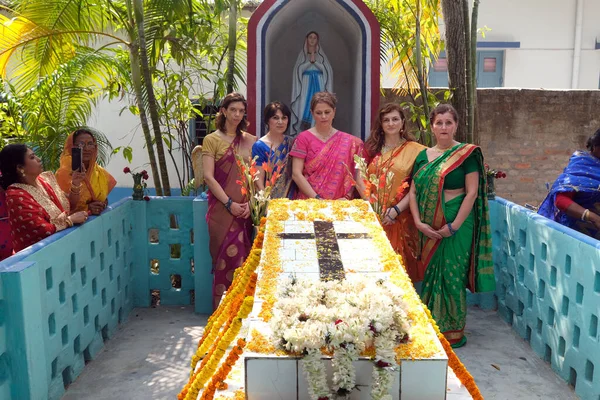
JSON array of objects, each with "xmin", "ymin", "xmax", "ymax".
[
  {"xmin": 0, "ymin": 196, "xmax": 212, "ymax": 400},
  {"xmin": 491, "ymin": 198, "xmax": 600, "ymax": 399},
  {"xmin": 135, "ymin": 197, "xmax": 195, "ymax": 307},
  {"xmin": 0, "ymin": 276, "xmax": 9, "ymax": 400}
]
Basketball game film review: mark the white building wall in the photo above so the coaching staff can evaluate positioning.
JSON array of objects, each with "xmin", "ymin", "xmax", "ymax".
[{"xmin": 477, "ymin": 0, "xmax": 599, "ymax": 89}]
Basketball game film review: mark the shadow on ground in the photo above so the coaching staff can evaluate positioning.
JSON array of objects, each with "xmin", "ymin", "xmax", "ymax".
[
  {"xmin": 455, "ymin": 307, "xmax": 578, "ymax": 400},
  {"xmin": 62, "ymin": 306, "xmax": 207, "ymax": 400},
  {"xmin": 62, "ymin": 306, "xmax": 578, "ymax": 400}
]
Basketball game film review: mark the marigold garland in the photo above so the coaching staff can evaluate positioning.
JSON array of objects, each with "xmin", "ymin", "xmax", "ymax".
[
  {"xmin": 246, "ymin": 329, "xmax": 278, "ymax": 354},
  {"xmin": 422, "ymin": 306, "xmax": 484, "ymax": 400},
  {"xmin": 186, "ymin": 201, "xmax": 483, "ymax": 399},
  {"xmin": 179, "ymin": 221, "xmax": 265, "ymax": 400},
  {"xmin": 182, "ymin": 297, "xmax": 254, "ymax": 400},
  {"xmin": 200, "ymin": 338, "xmax": 247, "ymax": 400},
  {"xmin": 191, "ymin": 225, "xmax": 265, "ymax": 375}
]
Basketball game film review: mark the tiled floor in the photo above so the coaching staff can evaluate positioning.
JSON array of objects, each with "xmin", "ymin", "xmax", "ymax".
[{"xmin": 62, "ymin": 306, "xmax": 578, "ymax": 400}]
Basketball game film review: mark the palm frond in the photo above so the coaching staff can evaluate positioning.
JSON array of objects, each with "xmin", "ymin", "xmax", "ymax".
[
  {"xmin": 1, "ymin": 1, "xmax": 125, "ymax": 91},
  {"xmin": 20, "ymin": 48, "xmax": 120, "ymax": 169}
]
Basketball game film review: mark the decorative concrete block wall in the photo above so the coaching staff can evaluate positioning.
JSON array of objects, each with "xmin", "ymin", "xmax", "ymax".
[
  {"xmin": 0, "ymin": 196, "xmax": 211, "ymax": 400},
  {"xmin": 0, "ymin": 279, "xmax": 9, "ymax": 400},
  {"xmin": 491, "ymin": 198, "xmax": 600, "ymax": 399}
]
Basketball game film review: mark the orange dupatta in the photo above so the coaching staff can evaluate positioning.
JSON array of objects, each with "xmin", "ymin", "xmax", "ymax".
[{"xmin": 55, "ymin": 132, "xmax": 117, "ymax": 212}]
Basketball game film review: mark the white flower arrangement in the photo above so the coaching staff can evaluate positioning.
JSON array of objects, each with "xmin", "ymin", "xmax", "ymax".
[{"xmin": 270, "ymin": 277, "xmax": 411, "ymax": 400}]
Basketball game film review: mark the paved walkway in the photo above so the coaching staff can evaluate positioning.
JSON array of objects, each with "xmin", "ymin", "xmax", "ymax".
[{"xmin": 62, "ymin": 306, "xmax": 578, "ymax": 400}]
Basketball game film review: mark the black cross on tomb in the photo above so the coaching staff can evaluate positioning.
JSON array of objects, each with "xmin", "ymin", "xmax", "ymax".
[{"xmin": 278, "ymin": 221, "xmax": 371, "ymax": 281}]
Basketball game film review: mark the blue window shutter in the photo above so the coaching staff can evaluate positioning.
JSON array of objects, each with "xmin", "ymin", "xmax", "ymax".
[{"xmin": 428, "ymin": 51, "xmax": 449, "ymax": 87}]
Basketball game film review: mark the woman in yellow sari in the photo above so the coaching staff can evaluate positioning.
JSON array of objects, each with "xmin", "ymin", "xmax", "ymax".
[
  {"xmin": 364, "ymin": 103, "xmax": 426, "ymax": 282},
  {"xmin": 56, "ymin": 129, "xmax": 117, "ymax": 215}
]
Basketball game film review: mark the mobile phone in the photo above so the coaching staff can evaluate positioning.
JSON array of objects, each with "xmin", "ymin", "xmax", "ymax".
[{"xmin": 71, "ymin": 147, "xmax": 82, "ymax": 172}]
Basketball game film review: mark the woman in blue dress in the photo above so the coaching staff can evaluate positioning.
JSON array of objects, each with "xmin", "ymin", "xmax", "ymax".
[
  {"xmin": 251, "ymin": 101, "xmax": 295, "ymax": 198},
  {"xmin": 538, "ymin": 128, "xmax": 600, "ymax": 239}
]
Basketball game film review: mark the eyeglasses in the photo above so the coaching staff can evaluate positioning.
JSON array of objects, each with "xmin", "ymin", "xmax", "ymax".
[{"xmin": 74, "ymin": 142, "xmax": 96, "ymax": 149}]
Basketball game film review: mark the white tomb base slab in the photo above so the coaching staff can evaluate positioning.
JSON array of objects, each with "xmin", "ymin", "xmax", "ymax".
[
  {"xmin": 190, "ymin": 200, "xmax": 475, "ymax": 400},
  {"xmin": 243, "ymin": 200, "xmax": 449, "ymax": 400}
]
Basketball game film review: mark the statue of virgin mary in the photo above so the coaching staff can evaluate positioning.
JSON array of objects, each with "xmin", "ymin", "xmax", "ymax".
[{"xmin": 290, "ymin": 31, "xmax": 334, "ymax": 135}]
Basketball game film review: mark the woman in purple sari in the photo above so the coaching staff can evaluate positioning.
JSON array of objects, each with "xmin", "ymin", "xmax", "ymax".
[
  {"xmin": 290, "ymin": 92, "xmax": 364, "ymax": 199},
  {"xmin": 202, "ymin": 93, "xmax": 256, "ymax": 308}
]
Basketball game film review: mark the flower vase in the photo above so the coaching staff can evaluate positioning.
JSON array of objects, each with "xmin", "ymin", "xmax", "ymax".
[
  {"xmin": 132, "ymin": 174, "xmax": 144, "ymax": 200},
  {"xmin": 486, "ymin": 175, "xmax": 496, "ymax": 200}
]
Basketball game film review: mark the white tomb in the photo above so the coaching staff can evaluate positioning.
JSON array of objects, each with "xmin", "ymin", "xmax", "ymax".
[{"xmin": 192, "ymin": 200, "xmax": 473, "ymax": 400}]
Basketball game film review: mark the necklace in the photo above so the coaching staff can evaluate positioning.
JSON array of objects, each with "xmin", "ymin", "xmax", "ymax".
[
  {"xmin": 382, "ymin": 138, "xmax": 405, "ymax": 154},
  {"xmin": 314, "ymin": 128, "xmax": 335, "ymax": 141},
  {"xmin": 432, "ymin": 142, "xmax": 456, "ymax": 152}
]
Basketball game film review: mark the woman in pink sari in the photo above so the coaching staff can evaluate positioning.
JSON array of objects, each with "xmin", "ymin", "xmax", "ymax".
[
  {"xmin": 290, "ymin": 92, "xmax": 364, "ymax": 199},
  {"xmin": 202, "ymin": 93, "xmax": 256, "ymax": 308}
]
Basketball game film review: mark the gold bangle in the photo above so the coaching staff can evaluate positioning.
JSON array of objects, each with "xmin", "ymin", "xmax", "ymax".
[
  {"xmin": 66, "ymin": 217, "xmax": 73, "ymax": 227},
  {"xmin": 582, "ymin": 209, "xmax": 590, "ymax": 221}
]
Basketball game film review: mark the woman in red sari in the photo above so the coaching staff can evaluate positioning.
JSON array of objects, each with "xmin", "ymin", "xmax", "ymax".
[
  {"xmin": 290, "ymin": 92, "xmax": 364, "ymax": 199},
  {"xmin": 202, "ymin": 93, "xmax": 256, "ymax": 308},
  {"xmin": 0, "ymin": 144, "xmax": 88, "ymax": 252}
]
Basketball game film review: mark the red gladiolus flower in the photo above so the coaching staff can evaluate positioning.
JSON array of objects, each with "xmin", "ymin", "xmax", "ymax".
[
  {"xmin": 241, "ymin": 187, "xmax": 247, "ymax": 196},
  {"xmin": 335, "ymin": 319, "xmax": 343, "ymax": 325},
  {"xmin": 141, "ymin": 170, "xmax": 147, "ymax": 175},
  {"xmin": 143, "ymin": 196, "xmax": 150, "ymax": 201},
  {"xmin": 142, "ymin": 173, "xmax": 149, "ymax": 180},
  {"xmin": 123, "ymin": 167, "xmax": 131, "ymax": 173}
]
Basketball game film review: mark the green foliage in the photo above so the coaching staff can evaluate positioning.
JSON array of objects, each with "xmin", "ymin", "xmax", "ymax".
[
  {"xmin": 400, "ymin": 89, "xmax": 452, "ymax": 145},
  {"xmin": 0, "ymin": 78, "xmax": 26, "ymax": 146},
  {"xmin": 181, "ymin": 178, "xmax": 199, "ymax": 197},
  {"xmin": 366, "ymin": 0, "xmax": 442, "ymax": 144}
]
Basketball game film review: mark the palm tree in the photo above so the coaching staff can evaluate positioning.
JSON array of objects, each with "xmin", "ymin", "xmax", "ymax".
[
  {"xmin": 0, "ymin": 0, "xmax": 199, "ymax": 195},
  {"xmin": 367, "ymin": 0, "xmax": 443, "ymax": 141}
]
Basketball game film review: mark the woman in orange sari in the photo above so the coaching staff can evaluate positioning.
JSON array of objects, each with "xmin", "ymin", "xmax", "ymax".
[
  {"xmin": 202, "ymin": 93, "xmax": 256, "ymax": 308},
  {"xmin": 363, "ymin": 104, "xmax": 427, "ymax": 282},
  {"xmin": 56, "ymin": 129, "xmax": 116, "ymax": 215}
]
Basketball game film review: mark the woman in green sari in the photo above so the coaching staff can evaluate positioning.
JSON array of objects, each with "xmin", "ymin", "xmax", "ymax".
[{"xmin": 408, "ymin": 104, "xmax": 495, "ymax": 348}]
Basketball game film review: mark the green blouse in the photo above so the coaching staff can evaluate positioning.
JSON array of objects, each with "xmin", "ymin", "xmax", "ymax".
[{"xmin": 412, "ymin": 149, "xmax": 479, "ymax": 190}]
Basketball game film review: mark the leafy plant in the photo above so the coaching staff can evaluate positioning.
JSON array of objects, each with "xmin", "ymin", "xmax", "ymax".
[{"xmin": 366, "ymin": 0, "xmax": 443, "ymax": 144}]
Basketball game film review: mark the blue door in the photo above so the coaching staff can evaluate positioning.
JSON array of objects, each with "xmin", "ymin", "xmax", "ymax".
[{"xmin": 477, "ymin": 51, "xmax": 504, "ymax": 87}]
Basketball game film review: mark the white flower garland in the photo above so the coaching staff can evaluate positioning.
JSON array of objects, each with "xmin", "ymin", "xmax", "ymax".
[{"xmin": 270, "ymin": 278, "xmax": 411, "ymax": 400}]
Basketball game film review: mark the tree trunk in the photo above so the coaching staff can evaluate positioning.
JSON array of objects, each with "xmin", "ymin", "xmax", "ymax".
[
  {"xmin": 440, "ymin": 0, "xmax": 468, "ymax": 143},
  {"xmin": 126, "ymin": 1, "xmax": 162, "ymax": 195},
  {"xmin": 470, "ymin": 0, "xmax": 480, "ymax": 144},
  {"xmin": 462, "ymin": 0, "xmax": 473, "ymax": 144},
  {"xmin": 414, "ymin": 0, "xmax": 431, "ymax": 132},
  {"xmin": 134, "ymin": 0, "xmax": 171, "ymax": 195},
  {"xmin": 226, "ymin": 0, "xmax": 237, "ymax": 94}
]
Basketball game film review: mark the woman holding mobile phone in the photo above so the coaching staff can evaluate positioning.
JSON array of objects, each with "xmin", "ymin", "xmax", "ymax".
[
  {"xmin": 56, "ymin": 129, "xmax": 117, "ymax": 215},
  {"xmin": 0, "ymin": 144, "xmax": 88, "ymax": 252}
]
